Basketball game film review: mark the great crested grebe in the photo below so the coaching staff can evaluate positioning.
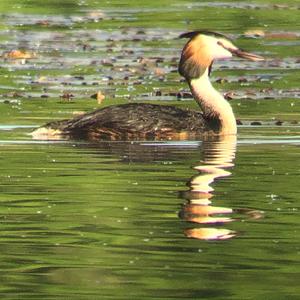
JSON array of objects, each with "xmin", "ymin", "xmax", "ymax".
[{"xmin": 32, "ymin": 31, "xmax": 264, "ymax": 141}]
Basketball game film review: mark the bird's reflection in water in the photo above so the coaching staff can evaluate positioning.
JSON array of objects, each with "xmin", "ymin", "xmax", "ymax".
[
  {"xmin": 180, "ymin": 135, "xmax": 238, "ymax": 240},
  {"xmin": 73, "ymin": 136, "xmax": 263, "ymax": 241}
]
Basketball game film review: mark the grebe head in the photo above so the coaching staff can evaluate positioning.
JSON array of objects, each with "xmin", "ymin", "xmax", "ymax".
[{"xmin": 179, "ymin": 30, "xmax": 264, "ymax": 80}]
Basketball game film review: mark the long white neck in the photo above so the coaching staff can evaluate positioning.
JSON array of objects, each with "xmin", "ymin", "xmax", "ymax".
[{"xmin": 189, "ymin": 69, "xmax": 237, "ymax": 135}]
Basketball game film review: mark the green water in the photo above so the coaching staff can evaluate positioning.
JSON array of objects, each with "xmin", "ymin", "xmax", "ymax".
[{"xmin": 0, "ymin": 0, "xmax": 299, "ymax": 299}]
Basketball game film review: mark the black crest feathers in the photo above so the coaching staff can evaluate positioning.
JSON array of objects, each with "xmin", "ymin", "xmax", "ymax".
[{"xmin": 179, "ymin": 30, "xmax": 230, "ymax": 41}]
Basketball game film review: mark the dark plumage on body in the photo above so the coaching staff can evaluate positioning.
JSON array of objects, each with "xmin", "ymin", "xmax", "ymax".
[{"xmin": 43, "ymin": 103, "xmax": 216, "ymax": 140}]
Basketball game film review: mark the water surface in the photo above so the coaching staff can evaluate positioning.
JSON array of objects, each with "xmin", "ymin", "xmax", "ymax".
[{"xmin": 0, "ymin": 0, "xmax": 299, "ymax": 299}]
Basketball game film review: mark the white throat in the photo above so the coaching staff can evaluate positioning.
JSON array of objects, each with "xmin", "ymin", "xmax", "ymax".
[{"xmin": 189, "ymin": 69, "xmax": 237, "ymax": 135}]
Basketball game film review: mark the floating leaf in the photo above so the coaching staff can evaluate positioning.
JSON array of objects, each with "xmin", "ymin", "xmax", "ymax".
[
  {"xmin": 60, "ymin": 92, "xmax": 74, "ymax": 100},
  {"xmin": 3, "ymin": 49, "xmax": 36, "ymax": 59},
  {"xmin": 91, "ymin": 91, "xmax": 105, "ymax": 104}
]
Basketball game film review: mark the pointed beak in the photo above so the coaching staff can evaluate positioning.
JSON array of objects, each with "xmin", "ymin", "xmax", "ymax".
[{"xmin": 231, "ymin": 48, "xmax": 264, "ymax": 61}]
